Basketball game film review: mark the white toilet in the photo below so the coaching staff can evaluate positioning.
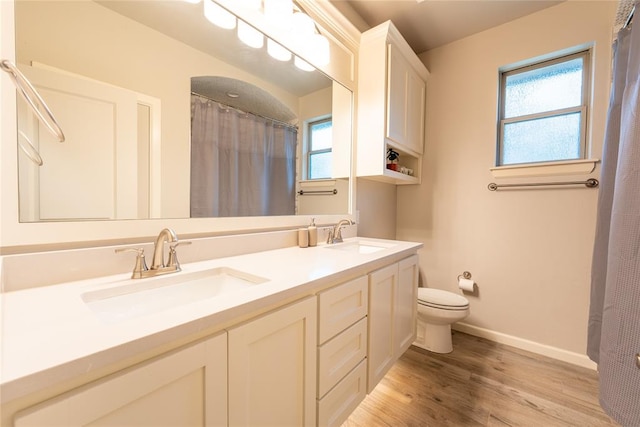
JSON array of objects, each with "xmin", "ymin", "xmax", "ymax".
[{"xmin": 414, "ymin": 288, "xmax": 470, "ymax": 353}]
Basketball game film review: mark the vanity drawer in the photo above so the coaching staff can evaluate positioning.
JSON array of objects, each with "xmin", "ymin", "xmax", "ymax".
[
  {"xmin": 318, "ymin": 317, "xmax": 367, "ymax": 398},
  {"xmin": 318, "ymin": 275, "xmax": 368, "ymax": 344},
  {"xmin": 317, "ymin": 359, "xmax": 367, "ymax": 427}
]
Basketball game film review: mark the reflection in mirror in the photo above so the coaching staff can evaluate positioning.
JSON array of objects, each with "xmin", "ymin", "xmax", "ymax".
[
  {"xmin": 190, "ymin": 77, "xmax": 299, "ymax": 217},
  {"xmin": 14, "ymin": 0, "xmax": 352, "ymax": 222}
]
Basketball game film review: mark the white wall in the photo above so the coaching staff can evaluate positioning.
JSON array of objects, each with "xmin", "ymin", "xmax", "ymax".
[{"xmin": 396, "ymin": 1, "xmax": 616, "ymax": 363}]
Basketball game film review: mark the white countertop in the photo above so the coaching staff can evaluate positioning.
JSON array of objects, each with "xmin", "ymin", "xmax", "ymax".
[{"xmin": 0, "ymin": 237, "xmax": 421, "ymax": 404}]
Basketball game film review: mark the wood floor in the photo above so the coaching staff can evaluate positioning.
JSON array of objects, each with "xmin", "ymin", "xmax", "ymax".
[{"xmin": 343, "ymin": 331, "xmax": 617, "ymax": 427}]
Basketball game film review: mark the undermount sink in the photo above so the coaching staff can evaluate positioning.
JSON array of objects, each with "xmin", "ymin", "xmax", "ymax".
[
  {"xmin": 325, "ymin": 239, "xmax": 396, "ymax": 254},
  {"xmin": 82, "ymin": 267, "xmax": 268, "ymax": 323}
]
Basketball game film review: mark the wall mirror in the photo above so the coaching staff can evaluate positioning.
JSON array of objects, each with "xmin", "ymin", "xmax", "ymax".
[{"xmin": 14, "ymin": 0, "xmax": 353, "ymax": 223}]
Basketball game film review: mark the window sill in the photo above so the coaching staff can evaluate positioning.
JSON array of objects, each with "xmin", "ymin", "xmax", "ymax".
[
  {"xmin": 299, "ymin": 179, "xmax": 337, "ymax": 188},
  {"xmin": 490, "ymin": 159, "xmax": 599, "ymax": 178}
]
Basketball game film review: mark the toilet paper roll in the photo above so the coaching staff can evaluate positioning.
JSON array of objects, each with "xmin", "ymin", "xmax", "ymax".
[{"xmin": 458, "ymin": 277, "xmax": 476, "ymax": 292}]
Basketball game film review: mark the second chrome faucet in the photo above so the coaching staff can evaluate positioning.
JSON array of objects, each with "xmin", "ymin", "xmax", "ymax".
[
  {"xmin": 116, "ymin": 228, "xmax": 191, "ymax": 279},
  {"xmin": 326, "ymin": 219, "xmax": 354, "ymax": 244}
]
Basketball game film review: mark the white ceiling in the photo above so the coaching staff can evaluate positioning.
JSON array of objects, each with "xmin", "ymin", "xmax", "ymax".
[{"xmin": 329, "ymin": 0, "xmax": 564, "ymax": 54}]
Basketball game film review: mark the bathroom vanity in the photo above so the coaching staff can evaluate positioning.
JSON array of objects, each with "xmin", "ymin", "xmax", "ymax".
[{"xmin": 0, "ymin": 236, "xmax": 421, "ymax": 426}]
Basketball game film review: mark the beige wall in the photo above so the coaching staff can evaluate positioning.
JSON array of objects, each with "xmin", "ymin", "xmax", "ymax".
[
  {"xmin": 356, "ymin": 178, "xmax": 397, "ymax": 239},
  {"xmin": 396, "ymin": 1, "xmax": 616, "ymax": 358}
]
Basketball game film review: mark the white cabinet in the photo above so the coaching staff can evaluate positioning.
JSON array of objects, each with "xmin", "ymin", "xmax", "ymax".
[
  {"xmin": 14, "ymin": 333, "xmax": 228, "ymax": 427},
  {"xmin": 356, "ymin": 21, "xmax": 429, "ymax": 185},
  {"xmin": 9, "ymin": 253, "xmax": 421, "ymax": 427},
  {"xmin": 367, "ymin": 255, "xmax": 419, "ymax": 392},
  {"xmin": 228, "ymin": 296, "xmax": 317, "ymax": 427},
  {"xmin": 395, "ymin": 255, "xmax": 419, "ymax": 355},
  {"xmin": 386, "ymin": 45, "xmax": 426, "ymax": 155},
  {"xmin": 367, "ymin": 263, "xmax": 397, "ymax": 391},
  {"xmin": 317, "ymin": 276, "xmax": 368, "ymax": 427}
]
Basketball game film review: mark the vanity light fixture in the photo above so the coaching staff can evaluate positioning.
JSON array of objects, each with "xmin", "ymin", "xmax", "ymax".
[
  {"xmin": 238, "ymin": 20, "xmax": 264, "ymax": 48},
  {"xmin": 291, "ymin": 10, "xmax": 315, "ymax": 37},
  {"xmin": 267, "ymin": 39, "xmax": 292, "ymax": 61},
  {"xmin": 200, "ymin": 1, "xmax": 331, "ymax": 67},
  {"xmin": 310, "ymin": 32, "xmax": 330, "ymax": 66},
  {"xmin": 204, "ymin": 0, "xmax": 237, "ymax": 30},
  {"xmin": 264, "ymin": 0, "xmax": 294, "ymax": 28},
  {"xmin": 294, "ymin": 56, "xmax": 314, "ymax": 72}
]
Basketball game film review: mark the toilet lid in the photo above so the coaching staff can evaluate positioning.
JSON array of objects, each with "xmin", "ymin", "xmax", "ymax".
[{"xmin": 418, "ymin": 288, "xmax": 469, "ymax": 309}]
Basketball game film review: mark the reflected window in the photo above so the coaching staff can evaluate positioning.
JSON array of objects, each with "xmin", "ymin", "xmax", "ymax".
[
  {"xmin": 307, "ymin": 118, "xmax": 332, "ymax": 179},
  {"xmin": 497, "ymin": 50, "xmax": 591, "ymax": 166}
]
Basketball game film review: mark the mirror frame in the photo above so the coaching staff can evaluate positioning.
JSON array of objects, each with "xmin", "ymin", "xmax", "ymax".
[{"xmin": 0, "ymin": 0, "xmax": 360, "ymax": 251}]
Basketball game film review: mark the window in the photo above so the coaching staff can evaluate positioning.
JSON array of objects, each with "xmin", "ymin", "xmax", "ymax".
[
  {"xmin": 497, "ymin": 50, "xmax": 591, "ymax": 166},
  {"xmin": 307, "ymin": 118, "xmax": 332, "ymax": 179}
]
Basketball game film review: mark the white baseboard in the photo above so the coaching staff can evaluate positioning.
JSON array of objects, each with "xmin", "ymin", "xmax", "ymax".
[{"xmin": 453, "ymin": 322, "xmax": 597, "ymax": 371}]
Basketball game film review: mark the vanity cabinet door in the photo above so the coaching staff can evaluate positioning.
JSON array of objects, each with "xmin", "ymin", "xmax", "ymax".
[
  {"xmin": 367, "ymin": 262, "xmax": 398, "ymax": 392},
  {"xmin": 367, "ymin": 255, "xmax": 419, "ymax": 393},
  {"xmin": 228, "ymin": 296, "xmax": 317, "ymax": 427},
  {"xmin": 395, "ymin": 255, "xmax": 419, "ymax": 355},
  {"xmin": 14, "ymin": 333, "xmax": 227, "ymax": 427}
]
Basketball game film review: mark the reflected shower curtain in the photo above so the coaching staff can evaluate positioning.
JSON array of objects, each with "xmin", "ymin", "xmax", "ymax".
[
  {"xmin": 190, "ymin": 95, "xmax": 297, "ymax": 217},
  {"xmin": 588, "ymin": 8, "xmax": 640, "ymax": 426}
]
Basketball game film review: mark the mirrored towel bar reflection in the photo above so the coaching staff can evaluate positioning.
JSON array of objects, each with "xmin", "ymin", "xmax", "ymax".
[
  {"xmin": 298, "ymin": 189, "xmax": 338, "ymax": 196},
  {"xmin": 488, "ymin": 178, "xmax": 599, "ymax": 191}
]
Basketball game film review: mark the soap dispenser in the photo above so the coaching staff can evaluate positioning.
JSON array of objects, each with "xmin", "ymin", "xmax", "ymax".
[{"xmin": 308, "ymin": 218, "xmax": 318, "ymax": 247}]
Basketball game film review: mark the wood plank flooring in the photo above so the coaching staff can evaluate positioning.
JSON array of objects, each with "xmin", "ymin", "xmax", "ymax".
[{"xmin": 343, "ymin": 331, "xmax": 617, "ymax": 427}]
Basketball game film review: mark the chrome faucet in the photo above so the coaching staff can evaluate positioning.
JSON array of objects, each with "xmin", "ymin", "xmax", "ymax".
[
  {"xmin": 150, "ymin": 227, "xmax": 178, "ymax": 270},
  {"xmin": 326, "ymin": 219, "xmax": 354, "ymax": 244},
  {"xmin": 116, "ymin": 228, "xmax": 191, "ymax": 279}
]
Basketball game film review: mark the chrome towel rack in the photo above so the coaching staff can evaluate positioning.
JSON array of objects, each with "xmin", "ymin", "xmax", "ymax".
[
  {"xmin": 298, "ymin": 189, "xmax": 338, "ymax": 196},
  {"xmin": 1, "ymin": 60, "xmax": 65, "ymax": 143},
  {"xmin": 488, "ymin": 178, "xmax": 599, "ymax": 191}
]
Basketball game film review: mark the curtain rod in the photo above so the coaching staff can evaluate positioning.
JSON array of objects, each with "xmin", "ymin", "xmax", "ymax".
[
  {"xmin": 191, "ymin": 92, "xmax": 299, "ymax": 130},
  {"xmin": 624, "ymin": 5, "xmax": 635, "ymax": 28}
]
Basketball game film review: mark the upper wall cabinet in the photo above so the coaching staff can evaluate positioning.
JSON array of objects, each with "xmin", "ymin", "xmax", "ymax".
[{"xmin": 356, "ymin": 21, "xmax": 429, "ymax": 185}]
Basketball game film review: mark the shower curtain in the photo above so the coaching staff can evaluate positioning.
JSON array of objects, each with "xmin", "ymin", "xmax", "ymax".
[
  {"xmin": 588, "ymin": 5, "xmax": 640, "ymax": 425},
  {"xmin": 190, "ymin": 94, "xmax": 297, "ymax": 217}
]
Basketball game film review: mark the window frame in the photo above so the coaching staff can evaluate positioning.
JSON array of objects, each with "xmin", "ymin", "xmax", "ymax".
[
  {"xmin": 497, "ymin": 49, "xmax": 592, "ymax": 167},
  {"xmin": 306, "ymin": 117, "xmax": 333, "ymax": 180}
]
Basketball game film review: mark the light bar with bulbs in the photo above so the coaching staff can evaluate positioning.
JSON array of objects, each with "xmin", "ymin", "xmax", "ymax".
[{"xmin": 184, "ymin": 0, "xmax": 330, "ymax": 71}]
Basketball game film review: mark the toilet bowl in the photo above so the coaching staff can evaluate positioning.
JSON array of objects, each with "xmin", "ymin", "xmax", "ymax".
[{"xmin": 414, "ymin": 288, "xmax": 470, "ymax": 354}]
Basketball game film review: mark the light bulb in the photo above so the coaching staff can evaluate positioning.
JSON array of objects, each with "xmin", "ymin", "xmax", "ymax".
[
  {"xmin": 267, "ymin": 39, "xmax": 291, "ymax": 62},
  {"xmin": 291, "ymin": 12, "xmax": 315, "ymax": 38},
  {"xmin": 183, "ymin": 0, "xmax": 201, "ymax": 3},
  {"xmin": 264, "ymin": 0, "xmax": 293, "ymax": 28},
  {"xmin": 294, "ymin": 56, "xmax": 314, "ymax": 72},
  {"xmin": 238, "ymin": 20, "xmax": 264, "ymax": 48},
  {"xmin": 238, "ymin": 0, "xmax": 261, "ymax": 10},
  {"xmin": 310, "ymin": 33, "xmax": 330, "ymax": 66},
  {"xmin": 204, "ymin": 0, "xmax": 237, "ymax": 30}
]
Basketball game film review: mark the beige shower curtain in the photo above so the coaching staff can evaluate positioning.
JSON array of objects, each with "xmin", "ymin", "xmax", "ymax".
[{"xmin": 190, "ymin": 94, "xmax": 297, "ymax": 217}]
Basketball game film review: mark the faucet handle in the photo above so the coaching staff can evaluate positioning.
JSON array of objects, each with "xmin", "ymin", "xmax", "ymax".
[
  {"xmin": 168, "ymin": 241, "xmax": 192, "ymax": 270},
  {"xmin": 326, "ymin": 228, "xmax": 335, "ymax": 244},
  {"xmin": 115, "ymin": 247, "xmax": 149, "ymax": 279}
]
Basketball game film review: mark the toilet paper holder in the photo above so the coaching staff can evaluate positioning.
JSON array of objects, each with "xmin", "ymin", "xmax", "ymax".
[{"xmin": 458, "ymin": 271, "xmax": 472, "ymax": 281}]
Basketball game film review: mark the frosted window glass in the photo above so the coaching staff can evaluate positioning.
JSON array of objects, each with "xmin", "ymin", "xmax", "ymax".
[
  {"xmin": 310, "ymin": 120, "xmax": 332, "ymax": 150},
  {"xmin": 309, "ymin": 151, "xmax": 332, "ymax": 179},
  {"xmin": 502, "ymin": 113, "xmax": 582, "ymax": 165},
  {"xmin": 308, "ymin": 118, "xmax": 332, "ymax": 179},
  {"xmin": 504, "ymin": 58, "xmax": 583, "ymax": 118}
]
